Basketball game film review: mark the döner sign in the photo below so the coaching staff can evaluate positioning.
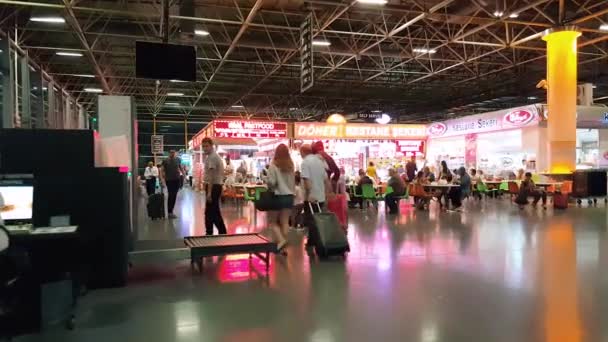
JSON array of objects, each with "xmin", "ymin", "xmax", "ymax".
[{"xmin": 294, "ymin": 123, "xmax": 426, "ymax": 139}]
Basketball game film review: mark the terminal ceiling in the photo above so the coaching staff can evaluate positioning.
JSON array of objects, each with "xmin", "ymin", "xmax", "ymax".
[{"xmin": 1, "ymin": 0, "xmax": 607, "ymax": 124}]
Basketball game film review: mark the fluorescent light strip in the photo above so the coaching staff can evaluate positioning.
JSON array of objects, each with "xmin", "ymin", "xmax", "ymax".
[
  {"xmin": 165, "ymin": 102, "xmax": 180, "ymax": 106},
  {"xmin": 170, "ymin": 79, "xmax": 187, "ymax": 83},
  {"xmin": 194, "ymin": 29, "xmax": 210, "ymax": 36},
  {"xmin": 30, "ymin": 16, "xmax": 65, "ymax": 24},
  {"xmin": 312, "ymin": 40, "xmax": 331, "ymax": 46},
  {"xmin": 600, "ymin": 24, "xmax": 608, "ymax": 31},
  {"xmin": 84, "ymin": 88, "xmax": 103, "ymax": 93},
  {"xmin": 357, "ymin": 0, "xmax": 388, "ymax": 4},
  {"xmin": 167, "ymin": 92, "xmax": 184, "ymax": 96},
  {"xmin": 56, "ymin": 52, "xmax": 83, "ymax": 57},
  {"xmin": 75, "ymin": 74, "xmax": 95, "ymax": 78},
  {"xmin": 231, "ymin": 105, "xmax": 245, "ymax": 108},
  {"xmin": 509, "ymin": 13, "xmax": 519, "ymax": 18},
  {"xmin": 412, "ymin": 48, "xmax": 436, "ymax": 54}
]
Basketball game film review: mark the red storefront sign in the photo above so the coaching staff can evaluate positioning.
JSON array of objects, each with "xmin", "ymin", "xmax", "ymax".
[
  {"xmin": 395, "ymin": 140, "xmax": 425, "ymax": 154},
  {"xmin": 213, "ymin": 120, "xmax": 288, "ymax": 139}
]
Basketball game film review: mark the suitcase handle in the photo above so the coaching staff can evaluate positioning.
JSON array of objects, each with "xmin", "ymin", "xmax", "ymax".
[{"xmin": 307, "ymin": 201, "xmax": 322, "ymax": 213}]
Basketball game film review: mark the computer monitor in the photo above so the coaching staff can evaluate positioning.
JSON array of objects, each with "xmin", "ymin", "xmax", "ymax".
[{"xmin": 0, "ymin": 175, "xmax": 34, "ymax": 225}]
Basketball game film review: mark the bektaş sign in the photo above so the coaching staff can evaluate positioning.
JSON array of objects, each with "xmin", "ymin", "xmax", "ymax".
[{"xmin": 427, "ymin": 106, "xmax": 540, "ymax": 138}]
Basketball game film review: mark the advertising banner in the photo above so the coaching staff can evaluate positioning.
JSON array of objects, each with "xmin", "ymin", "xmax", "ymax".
[
  {"xmin": 464, "ymin": 133, "xmax": 477, "ymax": 169},
  {"xmin": 300, "ymin": 13, "xmax": 314, "ymax": 93},
  {"xmin": 427, "ymin": 105, "xmax": 540, "ymax": 139},
  {"xmin": 294, "ymin": 123, "xmax": 427, "ymax": 140}
]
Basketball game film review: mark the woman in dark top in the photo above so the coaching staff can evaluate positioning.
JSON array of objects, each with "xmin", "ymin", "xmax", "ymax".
[{"xmin": 438, "ymin": 161, "xmax": 451, "ymax": 180}]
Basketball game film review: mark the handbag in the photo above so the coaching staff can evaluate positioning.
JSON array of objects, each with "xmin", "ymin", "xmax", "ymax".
[
  {"xmin": 254, "ymin": 166, "xmax": 280, "ymax": 211},
  {"xmin": 255, "ymin": 190, "xmax": 279, "ymax": 211}
]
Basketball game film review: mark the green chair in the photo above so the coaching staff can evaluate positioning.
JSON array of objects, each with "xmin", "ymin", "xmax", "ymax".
[
  {"xmin": 255, "ymin": 187, "xmax": 267, "ymax": 201},
  {"xmin": 243, "ymin": 186, "xmax": 256, "ymax": 203},
  {"xmin": 353, "ymin": 183, "xmax": 378, "ymax": 210}
]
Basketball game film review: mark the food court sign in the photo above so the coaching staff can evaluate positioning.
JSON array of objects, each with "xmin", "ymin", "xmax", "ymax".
[
  {"xmin": 294, "ymin": 123, "xmax": 427, "ymax": 140},
  {"xmin": 213, "ymin": 120, "xmax": 288, "ymax": 139},
  {"xmin": 427, "ymin": 105, "xmax": 540, "ymax": 138}
]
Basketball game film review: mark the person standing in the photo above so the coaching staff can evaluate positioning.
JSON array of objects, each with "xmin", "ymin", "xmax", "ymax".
[
  {"xmin": 366, "ymin": 161, "xmax": 377, "ymax": 181},
  {"xmin": 266, "ymin": 144, "xmax": 295, "ymax": 252},
  {"xmin": 202, "ymin": 138, "xmax": 227, "ymax": 235},
  {"xmin": 405, "ymin": 156, "xmax": 418, "ymax": 182},
  {"xmin": 161, "ymin": 150, "xmax": 185, "ymax": 219},
  {"xmin": 144, "ymin": 161, "xmax": 159, "ymax": 196},
  {"xmin": 385, "ymin": 168, "xmax": 406, "ymax": 215},
  {"xmin": 312, "ymin": 141, "xmax": 340, "ymax": 189},
  {"xmin": 300, "ymin": 144, "xmax": 331, "ymax": 247}
]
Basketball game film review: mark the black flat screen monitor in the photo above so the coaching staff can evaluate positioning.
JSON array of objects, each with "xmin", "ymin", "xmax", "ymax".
[{"xmin": 135, "ymin": 41, "xmax": 196, "ymax": 81}]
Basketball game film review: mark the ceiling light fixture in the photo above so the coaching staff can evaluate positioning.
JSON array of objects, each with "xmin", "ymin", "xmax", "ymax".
[
  {"xmin": 527, "ymin": 96, "xmax": 537, "ymax": 100},
  {"xmin": 56, "ymin": 52, "xmax": 83, "ymax": 57},
  {"xmin": 30, "ymin": 16, "xmax": 65, "ymax": 24},
  {"xmin": 509, "ymin": 13, "xmax": 519, "ymax": 18},
  {"xmin": 372, "ymin": 110, "xmax": 382, "ymax": 113},
  {"xmin": 74, "ymin": 74, "xmax": 95, "ymax": 78},
  {"xmin": 170, "ymin": 79, "xmax": 187, "ymax": 83},
  {"xmin": 412, "ymin": 48, "xmax": 437, "ymax": 54},
  {"xmin": 194, "ymin": 29, "xmax": 210, "ymax": 36},
  {"xmin": 312, "ymin": 40, "xmax": 331, "ymax": 46},
  {"xmin": 167, "ymin": 92, "xmax": 184, "ymax": 96},
  {"xmin": 375, "ymin": 114, "xmax": 391, "ymax": 124},
  {"xmin": 84, "ymin": 88, "xmax": 103, "ymax": 93},
  {"xmin": 289, "ymin": 107, "xmax": 298, "ymax": 110},
  {"xmin": 231, "ymin": 105, "xmax": 245, "ymax": 108},
  {"xmin": 592, "ymin": 85, "xmax": 597, "ymax": 89},
  {"xmin": 165, "ymin": 102, "xmax": 180, "ymax": 106},
  {"xmin": 493, "ymin": 10, "xmax": 504, "ymax": 17},
  {"xmin": 356, "ymin": 0, "xmax": 388, "ymax": 4},
  {"xmin": 600, "ymin": 24, "xmax": 608, "ymax": 31}
]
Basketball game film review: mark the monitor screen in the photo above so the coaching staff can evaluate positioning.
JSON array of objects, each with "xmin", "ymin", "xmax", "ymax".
[
  {"xmin": 0, "ymin": 185, "xmax": 34, "ymax": 222},
  {"xmin": 135, "ymin": 41, "xmax": 197, "ymax": 81}
]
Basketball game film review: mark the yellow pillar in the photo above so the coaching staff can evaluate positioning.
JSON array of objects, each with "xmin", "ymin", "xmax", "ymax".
[{"xmin": 542, "ymin": 28, "xmax": 581, "ymax": 173}]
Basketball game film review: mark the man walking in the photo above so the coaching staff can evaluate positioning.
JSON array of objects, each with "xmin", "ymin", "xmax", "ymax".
[
  {"xmin": 300, "ymin": 144, "xmax": 331, "ymax": 247},
  {"xmin": 202, "ymin": 137, "xmax": 227, "ymax": 235},
  {"xmin": 161, "ymin": 150, "xmax": 185, "ymax": 219}
]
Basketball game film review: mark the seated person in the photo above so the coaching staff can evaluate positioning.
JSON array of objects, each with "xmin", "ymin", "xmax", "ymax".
[
  {"xmin": 470, "ymin": 168, "xmax": 484, "ymax": 200},
  {"xmin": 422, "ymin": 166, "xmax": 435, "ymax": 183},
  {"xmin": 385, "ymin": 168, "xmax": 406, "ymax": 215},
  {"xmin": 446, "ymin": 167, "xmax": 470, "ymax": 210},
  {"xmin": 515, "ymin": 172, "xmax": 547, "ymax": 209},
  {"xmin": 412, "ymin": 171, "xmax": 432, "ymax": 210},
  {"xmin": 356, "ymin": 169, "xmax": 374, "ymax": 209}
]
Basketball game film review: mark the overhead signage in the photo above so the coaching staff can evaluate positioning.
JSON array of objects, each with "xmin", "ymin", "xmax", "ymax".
[
  {"xmin": 294, "ymin": 123, "xmax": 427, "ymax": 139},
  {"xmin": 213, "ymin": 120, "xmax": 288, "ymax": 139},
  {"xmin": 427, "ymin": 106, "xmax": 540, "ymax": 138},
  {"xmin": 395, "ymin": 140, "xmax": 425, "ymax": 153},
  {"xmin": 151, "ymin": 135, "xmax": 163, "ymax": 154},
  {"xmin": 357, "ymin": 113, "xmax": 383, "ymax": 121},
  {"xmin": 300, "ymin": 13, "xmax": 314, "ymax": 93}
]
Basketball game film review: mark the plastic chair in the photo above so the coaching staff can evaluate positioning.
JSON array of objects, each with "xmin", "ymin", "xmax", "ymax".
[
  {"xmin": 254, "ymin": 187, "xmax": 267, "ymax": 201},
  {"xmin": 507, "ymin": 181, "xmax": 520, "ymax": 200},
  {"xmin": 561, "ymin": 180, "xmax": 573, "ymax": 194},
  {"xmin": 359, "ymin": 184, "xmax": 378, "ymax": 209}
]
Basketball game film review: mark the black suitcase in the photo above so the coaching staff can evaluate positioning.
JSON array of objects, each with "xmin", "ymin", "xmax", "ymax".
[
  {"xmin": 147, "ymin": 193, "xmax": 165, "ymax": 220},
  {"xmin": 308, "ymin": 203, "xmax": 350, "ymax": 259}
]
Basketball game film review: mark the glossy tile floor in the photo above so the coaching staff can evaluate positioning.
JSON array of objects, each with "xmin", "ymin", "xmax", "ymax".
[{"xmin": 18, "ymin": 188, "xmax": 608, "ymax": 342}]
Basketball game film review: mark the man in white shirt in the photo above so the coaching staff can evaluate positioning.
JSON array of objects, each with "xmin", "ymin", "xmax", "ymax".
[
  {"xmin": 300, "ymin": 144, "xmax": 332, "ymax": 247},
  {"xmin": 144, "ymin": 161, "xmax": 159, "ymax": 196}
]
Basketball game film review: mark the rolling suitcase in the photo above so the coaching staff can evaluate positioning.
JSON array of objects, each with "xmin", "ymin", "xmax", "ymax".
[
  {"xmin": 308, "ymin": 202, "xmax": 350, "ymax": 259},
  {"xmin": 147, "ymin": 193, "xmax": 165, "ymax": 219},
  {"xmin": 553, "ymin": 191, "xmax": 568, "ymax": 209},
  {"xmin": 326, "ymin": 194, "xmax": 348, "ymax": 230}
]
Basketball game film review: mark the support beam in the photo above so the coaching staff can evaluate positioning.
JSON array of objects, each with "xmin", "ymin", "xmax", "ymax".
[
  {"xmin": 187, "ymin": 0, "xmax": 264, "ymax": 115},
  {"xmin": 62, "ymin": 0, "xmax": 112, "ymax": 93}
]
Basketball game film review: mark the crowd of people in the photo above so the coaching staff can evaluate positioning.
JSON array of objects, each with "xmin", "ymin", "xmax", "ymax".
[{"xmin": 142, "ymin": 139, "xmax": 549, "ymax": 253}]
